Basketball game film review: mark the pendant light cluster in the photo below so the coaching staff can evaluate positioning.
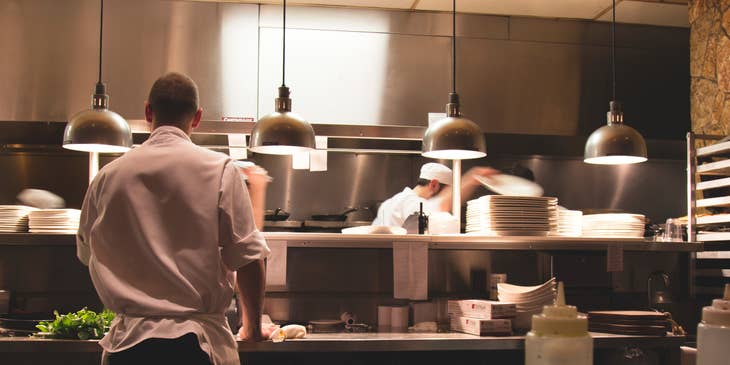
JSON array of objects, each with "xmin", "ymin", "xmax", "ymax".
[
  {"xmin": 584, "ymin": 0, "xmax": 647, "ymax": 165},
  {"xmin": 63, "ymin": 0, "xmax": 131, "ymax": 153},
  {"xmin": 250, "ymin": 0, "xmax": 316, "ymax": 155},
  {"xmin": 421, "ymin": 0, "xmax": 486, "ymax": 160}
]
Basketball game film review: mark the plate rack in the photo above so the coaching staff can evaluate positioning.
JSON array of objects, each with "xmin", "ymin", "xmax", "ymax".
[{"xmin": 688, "ymin": 132, "xmax": 730, "ymax": 297}]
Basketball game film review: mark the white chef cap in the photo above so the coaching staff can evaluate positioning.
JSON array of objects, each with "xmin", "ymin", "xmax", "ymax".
[{"xmin": 419, "ymin": 163, "xmax": 452, "ymax": 185}]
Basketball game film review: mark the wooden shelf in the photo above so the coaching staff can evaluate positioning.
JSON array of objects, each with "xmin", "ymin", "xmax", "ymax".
[
  {"xmin": 697, "ymin": 177, "xmax": 730, "ymax": 191},
  {"xmin": 698, "ymin": 159, "xmax": 730, "ymax": 175},
  {"xmin": 698, "ymin": 140, "xmax": 730, "ymax": 158},
  {"xmin": 697, "ymin": 196, "xmax": 730, "ymax": 208}
]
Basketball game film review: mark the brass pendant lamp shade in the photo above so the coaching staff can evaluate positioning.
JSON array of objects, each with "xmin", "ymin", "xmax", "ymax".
[
  {"xmin": 63, "ymin": 0, "xmax": 131, "ymax": 153},
  {"xmin": 250, "ymin": 0, "xmax": 315, "ymax": 155},
  {"xmin": 422, "ymin": 0, "xmax": 485, "ymax": 160},
  {"xmin": 422, "ymin": 93, "xmax": 486, "ymax": 160},
  {"xmin": 250, "ymin": 86, "xmax": 315, "ymax": 155},
  {"xmin": 584, "ymin": 0, "xmax": 646, "ymax": 165},
  {"xmin": 584, "ymin": 101, "xmax": 647, "ymax": 165}
]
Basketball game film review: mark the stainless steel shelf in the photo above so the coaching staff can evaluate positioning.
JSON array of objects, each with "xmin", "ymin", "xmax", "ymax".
[
  {"xmin": 0, "ymin": 333, "xmax": 687, "ymax": 353},
  {"xmin": 0, "ymin": 233, "xmax": 703, "ymax": 252}
]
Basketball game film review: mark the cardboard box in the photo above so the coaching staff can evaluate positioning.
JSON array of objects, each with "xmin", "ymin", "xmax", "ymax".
[
  {"xmin": 450, "ymin": 316, "xmax": 512, "ymax": 336},
  {"xmin": 447, "ymin": 300, "xmax": 516, "ymax": 319}
]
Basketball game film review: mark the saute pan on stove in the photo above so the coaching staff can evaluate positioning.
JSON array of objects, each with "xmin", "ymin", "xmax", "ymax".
[{"xmin": 311, "ymin": 208, "xmax": 357, "ymax": 221}]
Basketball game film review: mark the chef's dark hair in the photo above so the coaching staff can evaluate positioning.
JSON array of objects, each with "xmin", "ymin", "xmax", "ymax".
[
  {"xmin": 147, "ymin": 72, "xmax": 199, "ymax": 126},
  {"xmin": 417, "ymin": 178, "xmax": 446, "ymax": 192}
]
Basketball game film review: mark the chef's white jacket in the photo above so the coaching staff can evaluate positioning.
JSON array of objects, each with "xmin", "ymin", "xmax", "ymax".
[
  {"xmin": 77, "ymin": 126, "xmax": 270, "ymax": 365},
  {"xmin": 372, "ymin": 187, "xmax": 443, "ymax": 227}
]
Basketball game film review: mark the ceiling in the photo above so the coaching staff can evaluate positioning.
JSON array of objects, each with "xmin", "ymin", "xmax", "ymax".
[{"xmin": 202, "ymin": 0, "xmax": 689, "ymax": 28}]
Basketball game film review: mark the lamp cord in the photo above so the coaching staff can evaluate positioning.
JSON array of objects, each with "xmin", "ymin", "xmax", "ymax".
[
  {"xmin": 98, "ymin": 0, "xmax": 104, "ymax": 84},
  {"xmin": 611, "ymin": 0, "xmax": 616, "ymax": 102},
  {"xmin": 282, "ymin": 0, "xmax": 286, "ymax": 87},
  {"xmin": 452, "ymin": 0, "xmax": 456, "ymax": 94}
]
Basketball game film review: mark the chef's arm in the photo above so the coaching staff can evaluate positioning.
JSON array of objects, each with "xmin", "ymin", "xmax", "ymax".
[
  {"xmin": 437, "ymin": 167, "xmax": 499, "ymax": 212},
  {"xmin": 237, "ymin": 259, "xmax": 266, "ymax": 342},
  {"xmin": 241, "ymin": 166, "xmax": 269, "ymax": 230}
]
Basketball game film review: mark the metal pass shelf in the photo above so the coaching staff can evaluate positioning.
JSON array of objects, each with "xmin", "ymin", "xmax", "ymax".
[
  {"xmin": 0, "ymin": 332, "xmax": 687, "ymax": 353},
  {"xmin": 0, "ymin": 233, "xmax": 703, "ymax": 252}
]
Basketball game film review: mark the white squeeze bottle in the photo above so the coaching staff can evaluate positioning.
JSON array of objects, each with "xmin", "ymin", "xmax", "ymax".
[
  {"xmin": 525, "ymin": 282, "xmax": 593, "ymax": 365},
  {"xmin": 697, "ymin": 284, "xmax": 730, "ymax": 365}
]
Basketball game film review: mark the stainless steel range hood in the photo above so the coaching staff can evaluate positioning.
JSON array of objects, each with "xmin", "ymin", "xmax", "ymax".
[{"xmin": 0, "ymin": 0, "xmax": 689, "ymax": 141}]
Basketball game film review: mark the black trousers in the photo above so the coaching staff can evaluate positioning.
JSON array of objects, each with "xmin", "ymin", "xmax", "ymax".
[{"xmin": 107, "ymin": 333, "xmax": 212, "ymax": 365}]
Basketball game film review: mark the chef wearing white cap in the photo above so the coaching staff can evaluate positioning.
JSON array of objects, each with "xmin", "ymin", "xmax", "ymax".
[{"xmin": 373, "ymin": 163, "xmax": 495, "ymax": 228}]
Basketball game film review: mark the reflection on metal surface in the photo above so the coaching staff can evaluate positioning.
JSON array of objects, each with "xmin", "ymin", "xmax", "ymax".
[
  {"xmin": 128, "ymin": 119, "xmax": 427, "ymax": 140},
  {"xmin": 1, "ymin": 2, "xmax": 688, "ymax": 139}
]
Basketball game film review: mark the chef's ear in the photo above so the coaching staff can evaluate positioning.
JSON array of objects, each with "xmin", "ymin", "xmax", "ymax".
[
  {"xmin": 191, "ymin": 108, "xmax": 203, "ymax": 129},
  {"xmin": 428, "ymin": 179, "xmax": 441, "ymax": 193},
  {"xmin": 144, "ymin": 101, "xmax": 153, "ymax": 124}
]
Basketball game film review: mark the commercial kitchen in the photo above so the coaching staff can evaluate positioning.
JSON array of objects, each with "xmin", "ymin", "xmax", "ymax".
[{"xmin": 1, "ymin": 0, "xmax": 729, "ymax": 364}]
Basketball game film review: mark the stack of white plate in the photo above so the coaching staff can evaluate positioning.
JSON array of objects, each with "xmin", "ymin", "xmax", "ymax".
[
  {"xmin": 28, "ymin": 209, "xmax": 81, "ymax": 234},
  {"xmin": 498, "ymin": 278, "xmax": 557, "ymax": 331},
  {"xmin": 466, "ymin": 195, "xmax": 558, "ymax": 236},
  {"xmin": 582, "ymin": 213, "xmax": 645, "ymax": 238},
  {"xmin": 0, "ymin": 205, "xmax": 37, "ymax": 233},
  {"xmin": 554, "ymin": 208, "xmax": 583, "ymax": 237}
]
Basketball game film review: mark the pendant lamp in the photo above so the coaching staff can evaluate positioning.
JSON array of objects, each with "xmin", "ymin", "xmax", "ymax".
[
  {"xmin": 422, "ymin": 0, "xmax": 486, "ymax": 160},
  {"xmin": 250, "ymin": 0, "xmax": 315, "ymax": 155},
  {"xmin": 584, "ymin": 0, "xmax": 647, "ymax": 165},
  {"xmin": 63, "ymin": 0, "xmax": 131, "ymax": 153}
]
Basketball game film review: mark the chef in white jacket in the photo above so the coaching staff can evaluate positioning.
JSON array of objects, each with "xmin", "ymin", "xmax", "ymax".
[{"xmin": 373, "ymin": 163, "xmax": 496, "ymax": 227}]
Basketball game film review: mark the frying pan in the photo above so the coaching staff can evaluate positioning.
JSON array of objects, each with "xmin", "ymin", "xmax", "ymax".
[
  {"xmin": 0, "ymin": 313, "xmax": 53, "ymax": 333},
  {"xmin": 265, "ymin": 208, "xmax": 290, "ymax": 221},
  {"xmin": 311, "ymin": 208, "xmax": 357, "ymax": 222}
]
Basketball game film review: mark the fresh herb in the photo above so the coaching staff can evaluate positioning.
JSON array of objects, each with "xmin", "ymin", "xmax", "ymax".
[{"xmin": 36, "ymin": 307, "xmax": 115, "ymax": 340}]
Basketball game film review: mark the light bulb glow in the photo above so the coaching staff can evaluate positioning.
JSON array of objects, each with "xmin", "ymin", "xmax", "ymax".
[
  {"xmin": 63, "ymin": 143, "xmax": 130, "ymax": 153},
  {"xmin": 584, "ymin": 155, "xmax": 647, "ymax": 165},
  {"xmin": 248, "ymin": 145, "xmax": 313, "ymax": 155},
  {"xmin": 422, "ymin": 149, "xmax": 486, "ymax": 160}
]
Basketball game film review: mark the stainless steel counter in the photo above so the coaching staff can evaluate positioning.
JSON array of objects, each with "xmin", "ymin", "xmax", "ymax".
[
  {"xmin": 0, "ymin": 332, "xmax": 686, "ymax": 353},
  {"xmin": 0, "ymin": 232, "xmax": 703, "ymax": 252}
]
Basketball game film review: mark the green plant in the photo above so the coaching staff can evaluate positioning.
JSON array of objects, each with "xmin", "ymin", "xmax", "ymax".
[{"xmin": 36, "ymin": 307, "xmax": 115, "ymax": 340}]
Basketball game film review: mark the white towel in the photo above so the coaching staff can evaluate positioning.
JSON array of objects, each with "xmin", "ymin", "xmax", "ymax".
[
  {"xmin": 393, "ymin": 242, "xmax": 428, "ymax": 300},
  {"xmin": 265, "ymin": 240, "xmax": 287, "ymax": 291}
]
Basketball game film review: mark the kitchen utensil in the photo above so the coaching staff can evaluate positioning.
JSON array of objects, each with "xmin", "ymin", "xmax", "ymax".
[
  {"xmin": 588, "ymin": 310, "xmax": 671, "ymax": 336},
  {"xmin": 308, "ymin": 319, "xmax": 344, "ymax": 333},
  {"xmin": 474, "ymin": 174, "xmax": 544, "ymax": 197},
  {"xmin": 265, "ymin": 208, "xmax": 290, "ymax": 221},
  {"xmin": 0, "ymin": 313, "xmax": 53, "ymax": 334},
  {"xmin": 311, "ymin": 207, "xmax": 357, "ymax": 222}
]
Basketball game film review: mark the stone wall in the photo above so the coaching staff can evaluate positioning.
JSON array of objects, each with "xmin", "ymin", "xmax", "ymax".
[{"xmin": 690, "ymin": 0, "xmax": 730, "ymax": 137}]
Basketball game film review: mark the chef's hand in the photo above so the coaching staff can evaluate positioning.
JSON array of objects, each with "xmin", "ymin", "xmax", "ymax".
[
  {"xmin": 237, "ymin": 323, "xmax": 279, "ymax": 342},
  {"xmin": 463, "ymin": 167, "xmax": 500, "ymax": 188}
]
